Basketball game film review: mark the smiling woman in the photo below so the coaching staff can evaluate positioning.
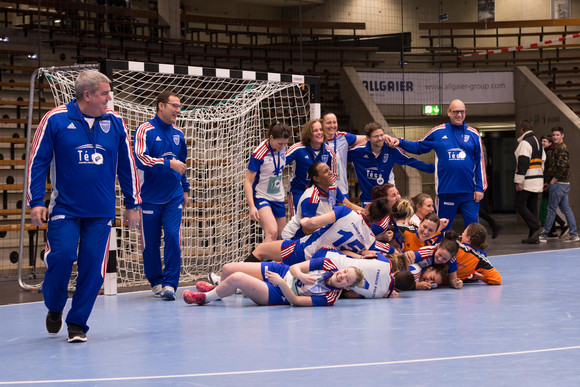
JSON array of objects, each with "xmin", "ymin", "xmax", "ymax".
[{"xmin": 285, "ymin": 119, "xmax": 338, "ymax": 213}]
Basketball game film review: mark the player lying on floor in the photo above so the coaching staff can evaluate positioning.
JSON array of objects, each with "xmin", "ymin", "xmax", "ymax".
[
  {"xmin": 411, "ymin": 230, "xmax": 463, "ymax": 289},
  {"xmin": 243, "ymin": 197, "xmax": 394, "ymax": 266},
  {"xmin": 409, "ymin": 263, "xmax": 449, "ymax": 290},
  {"xmin": 323, "ymin": 249, "xmax": 416, "ymax": 298},
  {"xmin": 456, "ymin": 223, "xmax": 502, "ymax": 285},
  {"xmin": 184, "ymin": 253, "xmax": 364, "ymax": 307}
]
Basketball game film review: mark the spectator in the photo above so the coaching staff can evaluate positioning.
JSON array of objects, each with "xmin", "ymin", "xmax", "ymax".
[
  {"xmin": 540, "ymin": 134, "xmax": 567, "ymax": 237},
  {"xmin": 514, "ymin": 119, "xmax": 546, "ymax": 244},
  {"xmin": 539, "ymin": 127, "xmax": 579, "ymax": 242}
]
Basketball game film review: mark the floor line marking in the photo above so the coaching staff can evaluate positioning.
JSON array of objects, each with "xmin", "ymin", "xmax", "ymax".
[{"xmin": 3, "ymin": 345, "xmax": 580, "ymax": 384}]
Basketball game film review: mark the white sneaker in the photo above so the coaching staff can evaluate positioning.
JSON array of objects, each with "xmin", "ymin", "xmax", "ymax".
[
  {"xmin": 151, "ymin": 284, "xmax": 163, "ymax": 297},
  {"xmin": 562, "ymin": 235, "xmax": 580, "ymax": 243},
  {"xmin": 161, "ymin": 286, "xmax": 176, "ymax": 300},
  {"xmin": 208, "ymin": 272, "xmax": 221, "ymax": 285}
]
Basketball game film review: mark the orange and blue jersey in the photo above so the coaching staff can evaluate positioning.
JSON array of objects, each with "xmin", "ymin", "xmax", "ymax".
[{"xmin": 456, "ymin": 243, "xmax": 502, "ymax": 285}]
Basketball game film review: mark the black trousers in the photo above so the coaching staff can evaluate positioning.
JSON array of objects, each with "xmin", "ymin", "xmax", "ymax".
[{"xmin": 515, "ymin": 190, "xmax": 542, "ymax": 237}]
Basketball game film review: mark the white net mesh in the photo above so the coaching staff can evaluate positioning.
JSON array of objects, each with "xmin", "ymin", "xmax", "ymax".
[{"xmin": 38, "ymin": 63, "xmax": 312, "ymax": 288}]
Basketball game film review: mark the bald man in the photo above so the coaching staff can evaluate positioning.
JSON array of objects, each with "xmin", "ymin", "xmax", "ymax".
[{"xmin": 386, "ymin": 100, "xmax": 486, "ymax": 231}]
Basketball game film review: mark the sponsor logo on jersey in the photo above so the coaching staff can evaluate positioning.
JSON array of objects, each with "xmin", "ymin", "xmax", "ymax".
[
  {"xmin": 50, "ymin": 215, "xmax": 65, "ymax": 221},
  {"xmin": 156, "ymin": 136, "xmax": 162, "ymax": 141},
  {"xmin": 447, "ymin": 148, "xmax": 466, "ymax": 161},
  {"xmin": 142, "ymin": 210, "xmax": 154, "ymax": 214},
  {"xmin": 99, "ymin": 120, "xmax": 111, "ymax": 133},
  {"xmin": 67, "ymin": 123, "xmax": 76, "ymax": 129},
  {"xmin": 443, "ymin": 201, "xmax": 455, "ymax": 206},
  {"xmin": 107, "ymin": 220, "xmax": 112, "ymax": 226},
  {"xmin": 442, "ymin": 135, "xmax": 448, "ymax": 139},
  {"xmin": 173, "ymin": 135, "xmax": 180, "ymax": 145}
]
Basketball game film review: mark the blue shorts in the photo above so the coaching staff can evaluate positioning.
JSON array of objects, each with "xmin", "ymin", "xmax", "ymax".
[
  {"xmin": 260, "ymin": 262, "xmax": 291, "ymax": 305},
  {"xmin": 280, "ymin": 239, "xmax": 306, "ymax": 266},
  {"xmin": 254, "ymin": 198, "xmax": 286, "ymax": 218}
]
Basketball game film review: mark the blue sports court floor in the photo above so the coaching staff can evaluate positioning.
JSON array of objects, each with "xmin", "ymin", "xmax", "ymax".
[{"xmin": 1, "ymin": 247, "xmax": 579, "ymax": 386}]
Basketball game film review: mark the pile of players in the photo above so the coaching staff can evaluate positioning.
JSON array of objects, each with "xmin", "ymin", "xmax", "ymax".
[{"xmin": 184, "ymin": 104, "xmax": 502, "ymax": 308}]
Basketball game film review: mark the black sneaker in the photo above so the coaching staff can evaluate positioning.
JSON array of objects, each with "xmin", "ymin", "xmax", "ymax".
[
  {"xmin": 67, "ymin": 323, "xmax": 87, "ymax": 343},
  {"xmin": 521, "ymin": 237, "xmax": 539, "ymax": 244},
  {"xmin": 46, "ymin": 311, "xmax": 63, "ymax": 335}
]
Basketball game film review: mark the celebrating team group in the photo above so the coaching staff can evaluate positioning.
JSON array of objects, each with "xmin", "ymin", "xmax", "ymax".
[
  {"xmin": 183, "ymin": 98, "xmax": 503, "ymax": 309},
  {"xmin": 26, "ymin": 70, "xmax": 502, "ymax": 343}
]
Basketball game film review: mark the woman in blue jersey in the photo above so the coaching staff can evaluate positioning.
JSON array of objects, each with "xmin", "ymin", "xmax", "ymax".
[
  {"xmin": 282, "ymin": 161, "xmax": 362, "ymax": 240},
  {"xmin": 183, "ymin": 252, "xmax": 365, "ymax": 307},
  {"xmin": 285, "ymin": 119, "xmax": 337, "ymax": 215},
  {"xmin": 244, "ymin": 122, "xmax": 291, "ymax": 242},
  {"xmin": 322, "ymin": 112, "xmax": 366, "ymax": 199}
]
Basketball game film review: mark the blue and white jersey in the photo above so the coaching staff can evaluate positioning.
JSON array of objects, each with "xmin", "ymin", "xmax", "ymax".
[
  {"xmin": 398, "ymin": 122, "xmax": 487, "ymax": 195},
  {"xmin": 298, "ymin": 206, "xmax": 393, "ymax": 259},
  {"xmin": 316, "ymin": 249, "xmax": 395, "ymax": 299},
  {"xmin": 27, "ymin": 100, "xmax": 141, "ymax": 217},
  {"xmin": 413, "ymin": 245, "xmax": 458, "ymax": 273},
  {"xmin": 247, "ymin": 139, "xmax": 286, "ymax": 202},
  {"xmin": 348, "ymin": 142, "xmax": 434, "ymax": 204},
  {"xmin": 326, "ymin": 131, "xmax": 357, "ymax": 195},
  {"xmin": 134, "ymin": 115, "xmax": 189, "ymax": 204},
  {"xmin": 284, "ymin": 257, "xmax": 343, "ymax": 306},
  {"xmin": 281, "ymin": 184, "xmax": 345, "ymax": 240},
  {"xmin": 285, "ymin": 142, "xmax": 337, "ymax": 198}
]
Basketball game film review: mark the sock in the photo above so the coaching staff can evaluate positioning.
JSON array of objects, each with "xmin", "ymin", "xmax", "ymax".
[
  {"xmin": 205, "ymin": 289, "xmax": 221, "ymax": 302},
  {"xmin": 244, "ymin": 253, "xmax": 260, "ymax": 262}
]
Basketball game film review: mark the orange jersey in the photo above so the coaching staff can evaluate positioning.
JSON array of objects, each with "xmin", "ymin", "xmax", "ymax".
[
  {"xmin": 400, "ymin": 224, "xmax": 439, "ymax": 252},
  {"xmin": 455, "ymin": 243, "xmax": 501, "ymax": 285}
]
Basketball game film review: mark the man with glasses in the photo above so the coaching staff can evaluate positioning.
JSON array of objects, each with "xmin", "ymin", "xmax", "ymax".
[
  {"xmin": 348, "ymin": 121, "xmax": 434, "ymax": 207},
  {"xmin": 134, "ymin": 91, "xmax": 190, "ymax": 300},
  {"xmin": 386, "ymin": 100, "xmax": 486, "ymax": 231}
]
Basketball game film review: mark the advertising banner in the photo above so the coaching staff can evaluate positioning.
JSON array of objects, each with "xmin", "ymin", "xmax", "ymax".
[{"xmin": 357, "ymin": 71, "xmax": 513, "ymax": 105}]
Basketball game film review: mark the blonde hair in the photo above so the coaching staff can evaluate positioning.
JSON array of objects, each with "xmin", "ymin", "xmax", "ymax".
[
  {"xmin": 392, "ymin": 199, "xmax": 414, "ymax": 221},
  {"xmin": 351, "ymin": 267, "xmax": 365, "ymax": 288}
]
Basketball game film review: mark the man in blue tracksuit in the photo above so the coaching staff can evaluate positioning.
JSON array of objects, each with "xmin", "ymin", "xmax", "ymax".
[
  {"xmin": 27, "ymin": 70, "xmax": 141, "ymax": 343},
  {"xmin": 348, "ymin": 121, "xmax": 434, "ymax": 207},
  {"xmin": 134, "ymin": 91, "xmax": 189, "ymax": 301},
  {"xmin": 386, "ymin": 100, "xmax": 487, "ymax": 231}
]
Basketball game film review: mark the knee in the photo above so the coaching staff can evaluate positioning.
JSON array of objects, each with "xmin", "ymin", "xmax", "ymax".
[{"xmin": 221, "ymin": 262, "xmax": 236, "ymax": 277}]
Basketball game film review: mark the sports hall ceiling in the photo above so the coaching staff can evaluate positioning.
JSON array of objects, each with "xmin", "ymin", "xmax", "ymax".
[{"xmin": 233, "ymin": 0, "xmax": 324, "ymax": 6}]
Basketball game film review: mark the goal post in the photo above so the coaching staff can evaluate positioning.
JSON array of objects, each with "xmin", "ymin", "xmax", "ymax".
[{"xmin": 20, "ymin": 60, "xmax": 319, "ymax": 290}]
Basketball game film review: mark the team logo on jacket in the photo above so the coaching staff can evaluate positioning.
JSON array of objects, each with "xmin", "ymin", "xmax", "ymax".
[
  {"xmin": 173, "ymin": 135, "xmax": 180, "ymax": 145},
  {"xmin": 463, "ymin": 135, "xmax": 470, "ymax": 142},
  {"xmin": 447, "ymin": 148, "xmax": 466, "ymax": 160},
  {"xmin": 99, "ymin": 120, "xmax": 111, "ymax": 133},
  {"xmin": 320, "ymin": 154, "xmax": 329, "ymax": 163},
  {"xmin": 382, "ymin": 154, "xmax": 389, "ymax": 163}
]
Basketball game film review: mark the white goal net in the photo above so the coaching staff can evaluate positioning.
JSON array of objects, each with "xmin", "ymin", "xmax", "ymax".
[{"xmin": 30, "ymin": 60, "xmax": 316, "ymax": 288}]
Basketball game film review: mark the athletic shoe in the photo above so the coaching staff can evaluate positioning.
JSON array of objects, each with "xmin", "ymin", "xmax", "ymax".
[
  {"xmin": 196, "ymin": 281, "xmax": 216, "ymax": 292},
  {"xmin": 562, "ymin": 235, "xmax": 580, "ymax": 243},
  {"xmin": 530, "ymin": 227, "xmax": 545, "ymax": 241},
  {"xmin": 548, "ymin": 231, "xmax": 559, "ymax": 238},
  {"xmin": 183, "ymin": 290, "xmax": 207, "ymax": 305},
  {"xmin": 67, "ymin": 323, "xmax": 87, "ymax": 343},
  {"xmin": 208, "ymin": 272, "xmax": 221, "ymax": 286},
  {"xmin": 46, "ymin": 311, "xmax": 63, "ymax": 335},
  {"xmin": 560, "ymin": 225, "xmax": 570, "ymax": 239},
  {"xmin": 538, "ymin": 235, "xmax": 548, "ymax": 243},
  {"xmin": 491, "ymin": 223, "xmax": 502, "ymax": 239},
  {"xmin": 161, "ymin": 286, "xmax": 176, "ymax": 301},
  {"xmin": 151, "ymin": 284, "xmax": 163, "ymax": 298},
  {"xmin": 521, "ymin": 237, "xmax": 539, "ymax": 244}
]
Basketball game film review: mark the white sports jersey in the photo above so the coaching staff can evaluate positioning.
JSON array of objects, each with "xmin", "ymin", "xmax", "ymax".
[
  {"xmin": 248, "ymin": 139, "xmax": 286, "ymax": 202},
  {"xmin": 281, "ymin": 184, "xmax": 344, "ymax": 240},
  {"xmin": 317, "ymin": 249, "xmax": 394, "ymax": 299},
  {"xmin": 301, "ymin": 206, "xmax": 384, "ymax": 259}
]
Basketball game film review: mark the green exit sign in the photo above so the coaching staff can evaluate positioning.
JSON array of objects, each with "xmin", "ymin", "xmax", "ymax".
[{"xmin": 423, "ymin": 104, "xmax": 441, "ymax": 115}]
